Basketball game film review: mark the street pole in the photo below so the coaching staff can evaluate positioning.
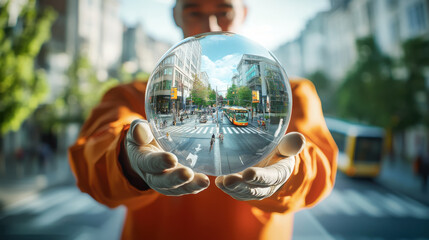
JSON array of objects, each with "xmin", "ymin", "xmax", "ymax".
[{"xmin": 216, "ymin": 86, "xmax": 218, "ymax": 126}]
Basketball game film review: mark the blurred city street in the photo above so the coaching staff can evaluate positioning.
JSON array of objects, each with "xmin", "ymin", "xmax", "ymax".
[
  {"xmin": 1, "ymin": 0, "xmax": 429, "ymax": 239},
  {"xmin": 1, "ymin": 157, "xmax": 428, "ymax": 240}
]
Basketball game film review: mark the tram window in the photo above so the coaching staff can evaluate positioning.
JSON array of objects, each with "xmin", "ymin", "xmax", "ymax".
[
  {"xmin": 354, "ymin": 137, "xmax": 383, "ymax": 163},
  {"xmin": 330, "ymin": 131, "xmax": 346, "ymax": 152}
]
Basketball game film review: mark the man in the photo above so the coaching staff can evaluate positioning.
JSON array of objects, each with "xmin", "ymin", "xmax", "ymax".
[{"xmin": 68, "ymin": 0, "xmax": 337, "ymax": 239}]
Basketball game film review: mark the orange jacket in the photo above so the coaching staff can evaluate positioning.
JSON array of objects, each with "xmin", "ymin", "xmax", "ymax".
[{"xmin": 69, "ymin": 79, "xmax": 337, "ymax": 240}]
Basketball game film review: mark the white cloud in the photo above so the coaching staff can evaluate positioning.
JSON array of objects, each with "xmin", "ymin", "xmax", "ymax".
[{"xmin": 201, "ymin": 54, "xmax": 242, "ymax": 95}]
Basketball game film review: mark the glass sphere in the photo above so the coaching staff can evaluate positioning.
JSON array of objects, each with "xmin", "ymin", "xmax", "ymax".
[{"xmin": 145, "ymin": 32, "xmax": 292, "ymax": 176}]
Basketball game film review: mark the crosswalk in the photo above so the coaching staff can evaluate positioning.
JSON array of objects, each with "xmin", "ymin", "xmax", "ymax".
[
  {"xmin": 0, "ymin": 186, "xmax": 125, "ymax": 240},
  {"xmin": 164, "ymin": 125, "xmax": 266, "ymax": 135},
  {"xmin": 313, "ymin": 189, "xmax": 429, "ymax": 219}
]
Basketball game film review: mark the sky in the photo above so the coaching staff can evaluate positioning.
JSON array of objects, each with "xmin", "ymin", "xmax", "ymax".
[
  {"xmin": 119, "ymin": 0, "xmax": 331, "ymax": 51},
  {"xmin": 198, "ymin": 33, "xmax": 275, "ymax": 94}
]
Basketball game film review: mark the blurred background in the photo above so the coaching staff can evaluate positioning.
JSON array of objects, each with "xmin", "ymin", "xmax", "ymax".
[{"xmin": 0, "ymin": 0, "xmax": 428, "ymax": 239}]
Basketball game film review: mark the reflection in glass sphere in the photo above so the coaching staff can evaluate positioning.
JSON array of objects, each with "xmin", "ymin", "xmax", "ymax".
[{"xmin": 145, "ymin": 32, "xmax": 292, "ymax": 176}]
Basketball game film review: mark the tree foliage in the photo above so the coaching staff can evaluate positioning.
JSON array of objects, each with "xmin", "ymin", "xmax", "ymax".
[
  {"xmin": 190, "ymin": 74, "xmax": 209, "ymax": 107},
  {"xmin": 0, "ymin": 0, "xmax": 56, "ymax": 134},
  {"xmin": 401, "ymin": 37, "xmax": 429, "ymax": 128},
  {"xmin": 237, "ymin": 86, "xmax": 251, "ymax": 106},
  {"xmin": 62, "ymin": 55, "xmax": 119, "ymax": 123},
  {"xmin": 307, "ymin": 70, "xmax": 334, "ymax": 113},
  {"xmin": 226, "ymin": 84, "xmax": 238, "ymax": 105},
  {"xmin": 335, "ymin": 37, "xmax": 408, "ymax": 130}
]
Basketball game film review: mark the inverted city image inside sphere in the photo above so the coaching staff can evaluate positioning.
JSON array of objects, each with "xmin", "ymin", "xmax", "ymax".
[{"xmin": 145, "ymin": 32, "xmax": 292, "ymax": 176}]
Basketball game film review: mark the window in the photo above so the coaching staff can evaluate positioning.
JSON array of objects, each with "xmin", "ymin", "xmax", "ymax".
[
  {"xmin": 176, "ymin": 58, "xmax": 184, "ymax": 69},
  {"xmin": 330, "ymin": 131, "xmax": 346, "ymax": 153},
  {"xmin": 163, "ymin": 55, "xmax": 175, "ymax": 65},
  {"xmin": 175, "ymin": 70, "xmax": 183, "ymax": 82},
  {"xmin": 162, "ymin": 80, "xmax": 172, "ymax": 90},
  {"xmin": 163, "ymin": 67, "xmax": 173, "ymax": 75},
  {"xmin": 407, "ymin": 1, "xmax": 428, "ymax": 36},
  {"xmin": 354, "ymin": 137, "xmax": 383, "ymax": 163}
]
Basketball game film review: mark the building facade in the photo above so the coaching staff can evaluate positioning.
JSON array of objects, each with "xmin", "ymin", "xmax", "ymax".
[
  {"xmin": 149, "ymin": 39, "xmax": 202, "ymax": 114},
  {"xmin": 236, "ymin": 54, "xmax": 288, "ymax": 114}
]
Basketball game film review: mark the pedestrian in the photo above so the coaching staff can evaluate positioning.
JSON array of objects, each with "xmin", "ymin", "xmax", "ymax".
[
  {"xmin": 210, "ymin": 133, "xmax": 215, "ymax": 152},
  {"xmin": 415, "ymin": 152, "xmax": 429, "ymax": 192},
  {"xmin": 68, "ymin": 1, "xmax": 337, "ymax": 239}
]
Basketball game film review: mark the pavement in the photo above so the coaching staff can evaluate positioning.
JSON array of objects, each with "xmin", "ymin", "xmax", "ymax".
[
  {"xmin": 376, "ymin": 157, "xmax": 429, "ymax": 205},
  {"xmin": 1, "ymin": 135, "xmax": 428, "ymax": 216},
  {"xmin": 0, "ymin": 154, "xmax": 74, "ymax": 211}
]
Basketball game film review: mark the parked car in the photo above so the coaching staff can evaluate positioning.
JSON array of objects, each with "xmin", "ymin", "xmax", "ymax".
[{"xmin": 200, "ymin": 116, "xmax": 207, "ymax": 123}]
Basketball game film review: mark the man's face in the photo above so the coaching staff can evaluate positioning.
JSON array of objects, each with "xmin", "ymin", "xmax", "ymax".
[{"xmin": 174, "ymin": 0, "xmax": 247, "ymax": 37}]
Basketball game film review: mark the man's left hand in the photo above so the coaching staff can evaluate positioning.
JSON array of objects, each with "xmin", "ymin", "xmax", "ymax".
[{"xmin": 215, "ymin": 132, "xmax": 305, "ymax": 201}]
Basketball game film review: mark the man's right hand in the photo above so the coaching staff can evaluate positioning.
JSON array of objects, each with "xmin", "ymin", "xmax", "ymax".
[{"xmin": 124, "ymin": 119, "xmax": 210, "ymax": 196}]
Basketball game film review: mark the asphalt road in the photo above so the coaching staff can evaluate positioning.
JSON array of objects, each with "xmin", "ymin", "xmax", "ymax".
[
  {"xmin": 157, "ymin": 113, "xmax": 275, "ymax": 175},
  {"xmin": 1, "ymin": 171, "xmax": 429, "ymax": 240},
  {"xmin": 293, "ymin": 172, "xmax": 429, "ymax": 240}
]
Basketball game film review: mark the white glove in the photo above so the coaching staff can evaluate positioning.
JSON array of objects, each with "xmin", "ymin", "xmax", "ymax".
[
  {"xmin": 125, "ymin": 119, "xmax": 210, "ymax": 196},
  {"xmin": 215, "ymin": 132, "xmax": 305, "ymax": 201}
]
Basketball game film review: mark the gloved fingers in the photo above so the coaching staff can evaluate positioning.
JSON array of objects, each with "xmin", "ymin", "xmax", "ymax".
[
  {"xmin": 215, "ymin": 175, "xmax": 272, "ymax": 201},
  {"xmin": 276, "ymin": 132, "xmax": 305, "ymax": 157},
  {"xmin": 137, "ymin": 151, "xmax": 178, "ymax": 174},
  {"xmin": 128, "ymin": 119, "xmax": 154, "ymax": 146},
  {"xmin": 242, "ymin": 157, "xmax": 295, "ymax": 186},
  {"xmin": 145, "ymin": 166, "xmax": 194, "ymax": 190},
  {"xmin": 159, "ymin": 173, "xmax": 210, "ymax": 196}
]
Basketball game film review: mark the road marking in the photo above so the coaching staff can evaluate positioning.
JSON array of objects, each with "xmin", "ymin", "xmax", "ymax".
[
  {"xmin": 232, "ymin": 128, "xmax": 239, "ymax": 134},
  {"xmin": 196, "ymin": 127, "xmax": 204, "ymax": 134},
  {"xmin": 385, "ymin": 193, "xmax": 429, "ymax": 219},
  {"xmin": 33, "ymin": 195, "xmax": 96, "ymax": 227},
  {"xmin": 239, "ymin": 156, "xmax": 244, "ymax": 165},
  {"xmin": 237, "ymin": 128, "xmax": 245, "ymax": 133},
  {"xmin": 247, "ymin": 128, "xmax": 257, "ymax": 133},
  {"xmin": 222, "ymin": 127, "xmax": 227, "ymax": 134},
  {"xmin": 185, "ymin": 127, "xmax": 194, "ymax": 132},
  {"xmin": 214, "ymin": 135, "xmax": 221, "ymax": 175},
  {"xmin": 186, "ymin": 153, "xmax": 198, "ymax": 167},
  {"xmin": 366, "ymin": 191, "xmax": 408, "ymax": 217},
  {"xmin": 227, "ymin": 127, "xmax": 232, "ymax": 134},
  {"xmin": 242, "ymin": 128, "xmax": 251, "ymax": 133},
  {"xmin": 343, "ymin": 189, "xmax": 384, "ymax": 217},
  {"xmin": 210, "ymin": 127, "xmax": 214, "ymax": 133},
  {"xmin": 203, "ymin": 127, "xmax": 209, "ymax": 134},
  {"xmin": 320, "ymin": 190, "xmax": 359, "ymax": 216},
  {"xmin": 189, "ymin": 128, "xmax": 199, "ymax": 134}
]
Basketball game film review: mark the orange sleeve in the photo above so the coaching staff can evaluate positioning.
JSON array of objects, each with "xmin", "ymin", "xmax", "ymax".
[
  {"xmin": 248, "ymin": 79, "xmax": 338, "ymax": 213},
  {"xmin": 68, "ymin": 82, "xmax": 160, "ymax": 209}
]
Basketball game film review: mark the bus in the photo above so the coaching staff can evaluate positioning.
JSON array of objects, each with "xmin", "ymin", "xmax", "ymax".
[
  {"xmin": 326, "ymin": 117, "xmax": 385, "ymax": 178},
  {"xmin": 223, "ymin": 106, "xmax": 249, "ymax": 126}
]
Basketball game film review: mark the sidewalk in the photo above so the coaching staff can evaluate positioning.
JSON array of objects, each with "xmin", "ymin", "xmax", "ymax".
[
  {"xmin": 0, "ymin": 154, "xmax": 75, "ymax": 211},
  {"xmin": 376, "ymin": 158, "xmax": 429, "ymax": 205}
]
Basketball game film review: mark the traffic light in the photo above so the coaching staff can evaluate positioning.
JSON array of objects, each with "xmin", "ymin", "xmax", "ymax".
[{"xmin": 171, "ymin": 87, "xmax": 177, "ymax": 100}]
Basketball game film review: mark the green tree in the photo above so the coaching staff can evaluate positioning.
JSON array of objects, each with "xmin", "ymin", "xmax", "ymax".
[
  {"xmin": 0, "ymin": 0, "xmax": 56, "ymax": 134},
  {"xmin": 226, "ymin": 84, "xmax": 238, "ymax": 105},
  {"xmin": 237, "ymin": 86, "xmax": 251, "ymax": 106},
  {"xmin": 209, "ymin": 88, "xmax": 216, "ymax": 106},
  {"xmin": 335, "ymin": 37, "xmax": 404, "ymax": 130},
  {"xmin": 401, "ymin": 37, "xmax": 429, "ymax": 128},
  {"xmin": 59, "ymin": 55, "xmax": 119, "ymax": 123},
  {"xmin": 191, "ymin": 74, "xmax": 209, "ymax": 107},
  {"xmin": 306, "ymin": 71, "xmax": 333, "ymax": 113}
]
